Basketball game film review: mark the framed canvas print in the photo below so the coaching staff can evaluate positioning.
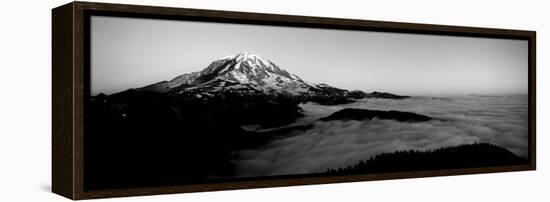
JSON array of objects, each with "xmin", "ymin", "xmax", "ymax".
[{"xmin": 52, "ymin": 1, "xmax": 536, "ymax": 200}]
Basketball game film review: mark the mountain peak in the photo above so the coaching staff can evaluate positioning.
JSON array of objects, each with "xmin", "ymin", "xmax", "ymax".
[
  {"xmin": 133, "ymin": 53, "xmax": 409, "ymax": 102},
  {"xmin": 153, "ymin": 53, "xmax": 350, "ymax": 96},
  {"xmin": 199, "ymin": 52, "xmax": 301, "ymax": 83},
  {"xmin": 220, "ymin": 52, "xmax": 271, "ymax": 68},
  {"xmin": 235, "ymin": 51, "xmax": 254, "ymax": 58},
  {"xmin": 162, "ymin": 52, "xmax": 314, "ymax": 95},
  {"xmin": 220, "ymin": 52, "xmax": 258, "ymax": 61}
]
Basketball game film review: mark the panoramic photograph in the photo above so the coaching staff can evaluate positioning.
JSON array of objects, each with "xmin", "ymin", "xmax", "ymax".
[{"xmin": 84, "ymin": 15, "xmax": 529, "ymax": 190}]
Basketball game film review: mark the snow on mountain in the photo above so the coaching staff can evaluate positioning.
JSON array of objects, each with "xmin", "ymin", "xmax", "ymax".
[
  {"xmin": 133, "ymin": 52, "xmax": 409, "ymax": 102},
  {"xmin": 167, "ymin": 52, "xmax": 325, "ymax": 95},
  {"xmin": 167, "ymin": 71, "xmax": 200, "ymax": 88}
]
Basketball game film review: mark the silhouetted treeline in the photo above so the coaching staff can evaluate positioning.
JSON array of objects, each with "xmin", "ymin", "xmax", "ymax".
[{"xmin": 326, "ymin": 143, "xmax": 527, "ymax": 175}]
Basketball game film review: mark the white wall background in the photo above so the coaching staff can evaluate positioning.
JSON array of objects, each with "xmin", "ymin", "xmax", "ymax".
[{"xmin": 0, "ymin": 0, "xmax": 546, "ymax": 201}]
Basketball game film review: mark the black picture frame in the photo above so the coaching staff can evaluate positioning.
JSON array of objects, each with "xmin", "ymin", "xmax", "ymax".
[{"xmin": 52, "ymin": 1, "xmax": 536, "ymax": 200}]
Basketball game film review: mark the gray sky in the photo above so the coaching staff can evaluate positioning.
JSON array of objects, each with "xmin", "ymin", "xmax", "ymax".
[{"xmin": 91, "ymin": 16, "xmax": 528, "ymax": 96}]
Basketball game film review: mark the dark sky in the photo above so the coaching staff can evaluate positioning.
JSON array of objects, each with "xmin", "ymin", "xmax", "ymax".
[{"xmin": 91, "ymin": 16, "xmax": 528, "ymax": 96}]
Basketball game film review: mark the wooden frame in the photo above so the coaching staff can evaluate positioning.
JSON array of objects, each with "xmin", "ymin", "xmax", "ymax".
[{"xmin": 52, "ymin": 1, "xmax": 536, "ymax": 200}]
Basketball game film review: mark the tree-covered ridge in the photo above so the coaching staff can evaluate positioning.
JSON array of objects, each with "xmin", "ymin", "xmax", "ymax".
[{"xmin": 326, "ymin": 143, "xmax": 527, "ymax": 175}]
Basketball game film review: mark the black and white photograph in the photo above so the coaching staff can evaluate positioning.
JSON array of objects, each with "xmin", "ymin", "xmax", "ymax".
[{"xmin": 84, "ymin": 15, "xmax": 529, "ymax": 190}]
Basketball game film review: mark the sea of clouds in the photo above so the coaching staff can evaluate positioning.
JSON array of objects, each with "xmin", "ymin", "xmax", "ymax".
[{"xmin": 233, "ymin": 95, "xmax": 528, "ymax": 177}]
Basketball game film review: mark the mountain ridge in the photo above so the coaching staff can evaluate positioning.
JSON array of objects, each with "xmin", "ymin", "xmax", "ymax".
[{"xmin": 133, "ymin": 52, "xmax": 409, "ymax": 103}]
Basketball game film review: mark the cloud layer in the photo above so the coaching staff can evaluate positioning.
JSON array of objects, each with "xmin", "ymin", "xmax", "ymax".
[{"xmin": 232, "ymin": 95, "xmax": 528, "ymax": 177}]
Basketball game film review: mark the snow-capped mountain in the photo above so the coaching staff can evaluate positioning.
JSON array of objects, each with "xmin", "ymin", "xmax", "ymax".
[
  {"xmin": 148, "ymin": 52, "xmax": 336, "ymax": 96},
  {"xmin": 136, "ymin": 52, "xmax": 408, "ymax": 103}
]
